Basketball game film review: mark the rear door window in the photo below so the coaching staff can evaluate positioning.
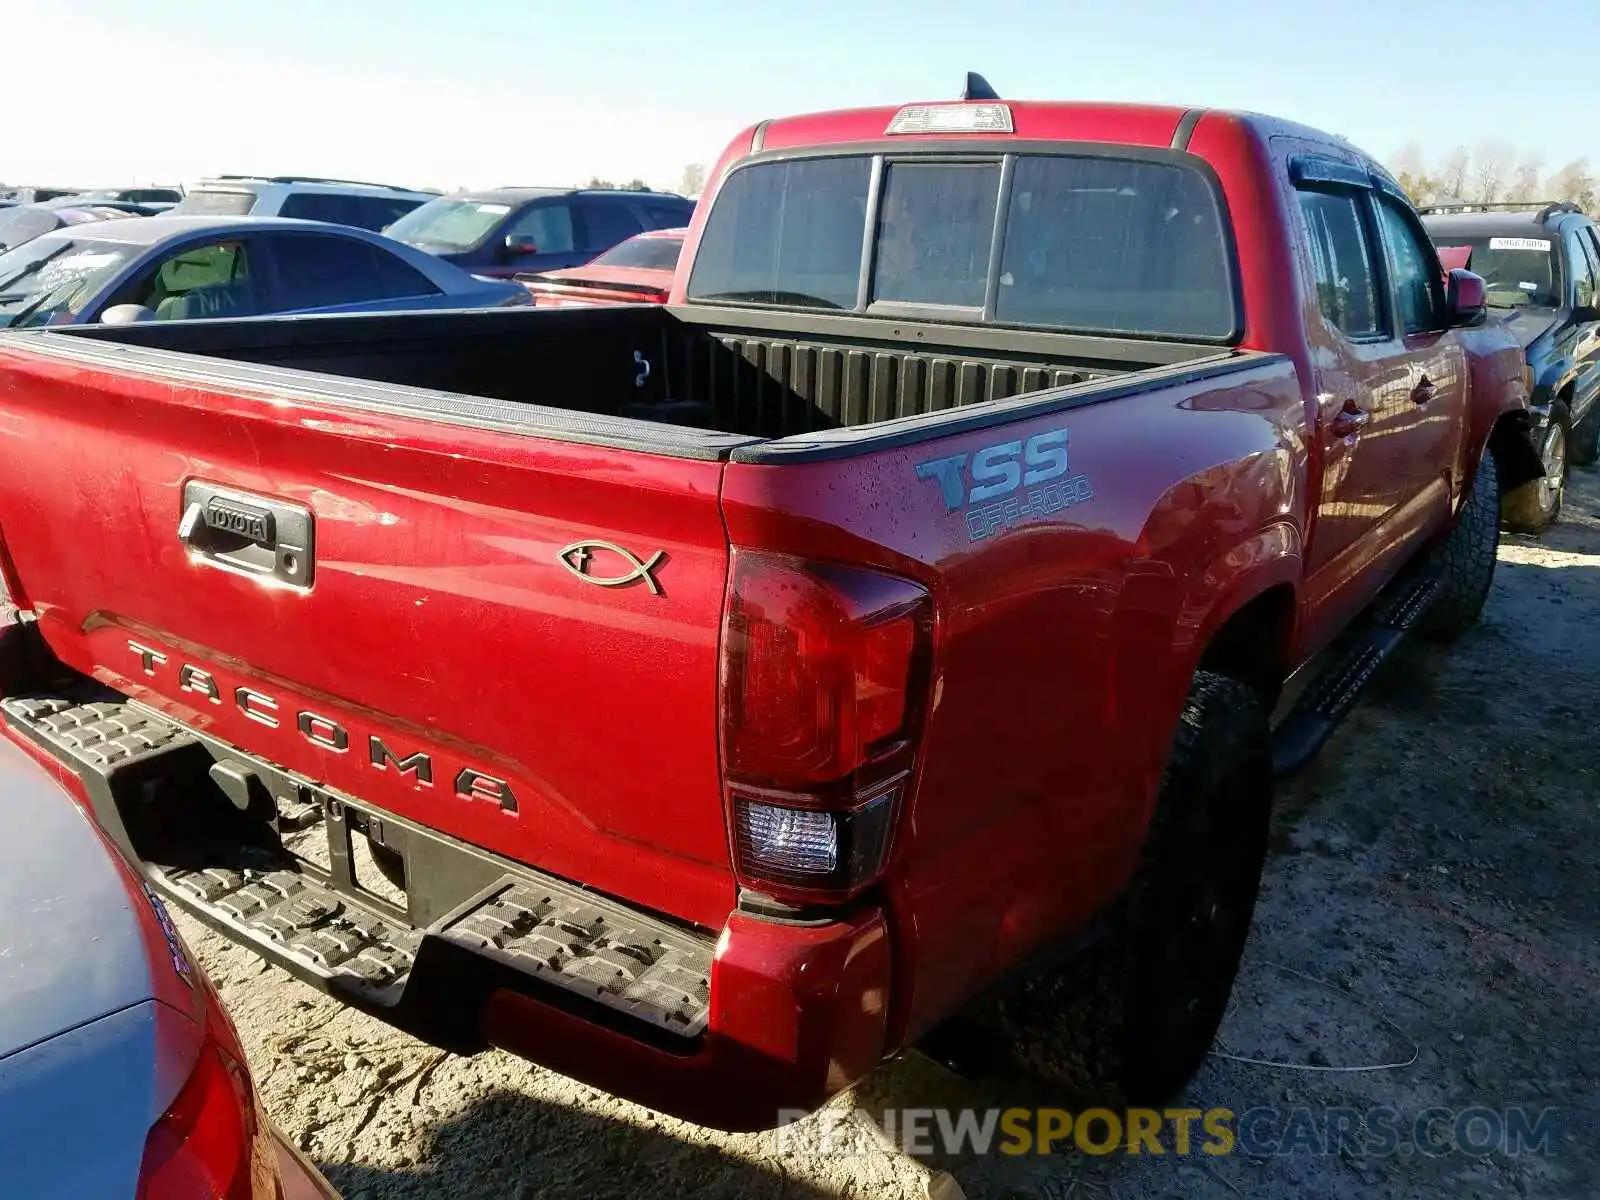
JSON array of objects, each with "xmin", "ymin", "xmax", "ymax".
[
  {"xmin": 579, "ymin": 202, "xmax": 643, "ymax": 252},
  {"xmin": 264, "ymin": 233, "xmax": 440, "ymax": 308}
]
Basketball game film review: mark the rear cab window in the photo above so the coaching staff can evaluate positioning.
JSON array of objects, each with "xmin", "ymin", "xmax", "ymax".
[
  {"xmin": 687, "ymin": 151, "xmax": 1238, "ymax": 340},
  {"xmin": 172, "ymin": 190, "xmax": 258, "ymax": 217}
]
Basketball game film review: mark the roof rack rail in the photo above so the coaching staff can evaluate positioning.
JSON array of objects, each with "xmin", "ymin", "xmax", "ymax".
[
  {"xmin": 1417, "ymin": 199, "xmax": 1581, "ymax": 218},
  {"xmin": 1535, "ymin": 200, "xmax": 1583, "ymax": 221},
  {"xmin": 210, "ymin": 174, "xmax": 423, "ymax": 192}
]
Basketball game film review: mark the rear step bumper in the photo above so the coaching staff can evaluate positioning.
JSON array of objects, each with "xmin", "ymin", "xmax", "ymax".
[{"xmin": 1, "ymin": 690, "xmax": 891, "ymax": 1131}]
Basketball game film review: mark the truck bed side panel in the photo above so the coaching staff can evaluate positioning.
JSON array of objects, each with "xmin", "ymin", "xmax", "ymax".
[{"xmin": 718, "ymin": 353, "xmax": 1308, "ymax": 1044}]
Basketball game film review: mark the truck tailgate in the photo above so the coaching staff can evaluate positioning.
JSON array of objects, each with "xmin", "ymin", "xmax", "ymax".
[{"xmin": 0, "ymin": 342, "xmax": 736, "ymax": 932}]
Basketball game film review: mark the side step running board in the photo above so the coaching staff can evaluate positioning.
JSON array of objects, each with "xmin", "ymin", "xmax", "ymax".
[{"xmin": 1270, "ymin": 570, "xmax": 1441, "ymax": 779}]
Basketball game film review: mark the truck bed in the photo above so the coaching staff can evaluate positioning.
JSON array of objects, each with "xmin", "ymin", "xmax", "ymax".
[{"xmin": 50, "ymin": 304, "xmax": 1230, "ymax": 450}]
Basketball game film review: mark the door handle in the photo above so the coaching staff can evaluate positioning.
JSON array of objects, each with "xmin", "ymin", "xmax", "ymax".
[
  {"xmin": 1411, "ymin": 376, "xmax": 1438, "ymax": 405},
  {"xmin": 179, "ymin": 481, "xmax": 315, "ymax": 588},
  {"xmin": 1331, "ymin": 399, "xmax": 1371, "ymax": 439}
]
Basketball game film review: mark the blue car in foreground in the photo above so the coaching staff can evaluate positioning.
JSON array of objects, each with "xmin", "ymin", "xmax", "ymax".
[
  {"xmin": 0, "ymin": 730, "xmax": 338, "ymax": 1197},
  {"xmin": 0, "ymin": 214, "xmax": 528, "ymax": 328}
]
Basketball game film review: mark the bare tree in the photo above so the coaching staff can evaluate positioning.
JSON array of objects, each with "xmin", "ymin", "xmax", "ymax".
[
  {"xmin": 1439, "ymin": 145, "xmax": 1471, "ymax": 200},
  {"xmin": 678, "ymin": 163, "xmax": 707, "ymax": 197},
  {"xmin": 1548, "ymin": 159, "xmax": 1597, "ymax": 211},
  {"xmin": 1469, "ymin": 140, "xmax": 1515, "ymax": 204},
  {"xmin": 1507, "ymin": 155, "xmax": 1545, "ymax": 203}
]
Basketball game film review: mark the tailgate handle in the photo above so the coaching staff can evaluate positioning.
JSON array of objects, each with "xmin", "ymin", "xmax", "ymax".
[{"xmin": 179, "ymin": 481, "xmax": 315, "ymax": 589}]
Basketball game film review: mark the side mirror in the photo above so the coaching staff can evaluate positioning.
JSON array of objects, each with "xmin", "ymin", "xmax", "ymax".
[
  {"xmin": 100, "ymin": 303, "xmax": 157, "ymax": 325},
  {"xmin": 1446, "ymin": 268, "xmax": 1487, "ymax": 328},
  {"xmin": 1572, "ymin": 303, "xmax": 1600, "ymax": 325},
  {"xmin": 502, "ymin": 234, "xmax": 538, "ymax": 258}
]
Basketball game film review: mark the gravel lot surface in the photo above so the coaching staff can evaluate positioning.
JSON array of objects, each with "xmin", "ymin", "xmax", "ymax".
[{"xmin": 177, "ymin": 466, "xmax": 1599, "ymax": 1200}]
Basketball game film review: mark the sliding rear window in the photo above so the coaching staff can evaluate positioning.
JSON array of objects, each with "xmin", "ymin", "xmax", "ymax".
[{"xmin": 688, "ymin": 151, "xmax": 1237, "ymax": 340}]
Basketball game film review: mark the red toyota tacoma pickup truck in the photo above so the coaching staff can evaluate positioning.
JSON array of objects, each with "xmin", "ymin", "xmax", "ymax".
[{"xmin": 0, "ymin": 84, "xmax": 1541, "ymax": 1131}]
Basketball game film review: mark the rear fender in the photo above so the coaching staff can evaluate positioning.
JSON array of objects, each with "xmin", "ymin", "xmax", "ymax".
[{"xmin": 1129, "ymin": 523, "xmax": 1301, "ymax": 815}]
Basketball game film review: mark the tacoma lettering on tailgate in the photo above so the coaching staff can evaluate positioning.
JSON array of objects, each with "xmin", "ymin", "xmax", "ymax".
[
  {"xmin": 127, "ymin": 641, "xmax": 519, "ymax": 812},
  {"xmin": 914, "ymin": 426, "xmax": 1094, "ymax": 543}
]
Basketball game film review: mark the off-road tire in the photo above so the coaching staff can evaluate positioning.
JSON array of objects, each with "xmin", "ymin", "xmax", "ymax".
[
  {"xmin": 1418, "ymin": 448, "xmax": 1500, "ymax": 643},
  {"xmin": 1570, "ymin": 400, "xmax": 1600, "ymax": 468},
  {"xmin": 968, "ymin": 671, "xmax": 1273, "ymax": 1107},
  {"xmin": 1501, "ymin": 404, "xmax": 1567, "ymax": 533}
]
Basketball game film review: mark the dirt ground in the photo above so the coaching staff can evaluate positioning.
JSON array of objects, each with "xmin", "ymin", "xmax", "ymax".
[{"xmin": 178, "ymin": 465, "xmax": 1599, "ymax": 1200}]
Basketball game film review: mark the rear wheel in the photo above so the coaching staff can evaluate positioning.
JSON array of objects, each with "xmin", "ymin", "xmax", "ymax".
[
  {"xmin": 959, "ymin": 672, "xmax": 1273, "ymax": 1106},
  {"xmin": 1501, "ymin": 404, "xmax": 1568, "ymax": 533}
]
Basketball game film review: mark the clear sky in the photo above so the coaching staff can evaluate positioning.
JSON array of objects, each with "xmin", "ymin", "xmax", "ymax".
[{"xmin": 9, "ymin": 0, "xmax": 1597, "ymax": 193}]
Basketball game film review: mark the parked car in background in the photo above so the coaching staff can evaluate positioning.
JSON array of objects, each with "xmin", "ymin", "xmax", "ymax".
[
  {"xmin": 0, "ymin": 186, "xmax": 87, "ymax": 204},
  {"xmin": 171, "ymin": 176, "xmax": 436, "ymax": 231},
  {"xmin": 1422, "ymin": 200, "xmax": 1600, "ymax": 531},
  {"xmin": 519, "ymin": 225, "xmax": 685, "ymax": 306},
  {"xmin": 0, "ymin": 215, "xmax": 528, "ymax": 328},
  {"xmin": 385, "ymin": 186, "xmax": 692, "ymax": 279},
  {"xmin": 71, "ymin": 186, "xmax": 186, "ymax": 212},
  {"xmin": 0, "ymin": 732, "xmax": 337, "ymax": 1198},
  {"xmin": 0, "ymin": 195, "xmax": 159, "ymax": 251}
]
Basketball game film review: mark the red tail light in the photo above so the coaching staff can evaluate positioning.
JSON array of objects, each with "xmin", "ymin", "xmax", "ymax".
[
  {"xmin": 137, "ymin": 1038, "xmax": 261, "ymax": 1200},
  {"xmin": 721, "ymin": 550, "xmax": 931, "ymax": 903},
  {"xmin": 137, "ymin": 980, "xmax": 269, "ymax": 1200}
]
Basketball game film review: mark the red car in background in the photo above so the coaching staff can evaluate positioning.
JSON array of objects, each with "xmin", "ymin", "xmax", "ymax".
[{"xmin": 517, "ymin": 226, "xmax": 684, "ymax": 307}]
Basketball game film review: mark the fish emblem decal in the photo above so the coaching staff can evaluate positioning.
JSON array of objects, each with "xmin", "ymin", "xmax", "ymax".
[{"xmin": 558, "ymin": 540, "xmax": 666, "ymax": 595}]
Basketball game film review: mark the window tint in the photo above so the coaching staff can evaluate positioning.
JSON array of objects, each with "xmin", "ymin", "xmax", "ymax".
[
  {"xmin": 996, "ymin": 156, "xmax": 1234, "ymax": 337},
  {"xmin": 688, "ymin": 153, "xmax": 1235, "ymax": 336},
  {"xmin": 171, "ymin": 189, "xmax": 257, "ymax": 217},
  {"xmin": 369, "ymin": 247, "xmax": 441, "ymax": 298},
  {"xmin": 0, "ymin": 237, "xmax": 137, "ymax": 327},
  {"xmin": 580, "ymin": 202, "xmax": 643, "ymax": 252},
  {"xmin": 384, "ymin": 198, "xmax": 509, "ymax": 249},
  {"xmin": 687, "ymin": 156, "xmax": 872, "ymax": 310},
  {"xmin": 632, "ymin": 200, "xmax": 692, "ymax": 230},
  {"xmin": 1567, "ymin": 229, "xmax": 1598, "ymax": 307},
  {"xmin": 1376, "ymin": 197, "xmax": 1444, "ymax": 334},
  {"xmin": 267, "ymin": 234, "xmax": 440, "ymax": 309},
  {"xmin": 278, "ymin": 192, "xmax": 420, "ymax": 230},
  {"xmin": 143, "ymin": 241, "xmax": 259, "ymax": 321},
  {"xmin": 505, "ymin": 203, "xmax": 576, "ymax": 254},
  {"xmin": 872, "ymin": 162, "xmax": 998, "ymax": 309},
  {"xmin": 1299, "ymin": 191, "xmax": 1381, "ymax": 338},
  {"xmin": 350, "ymin": 195, "xmax": 427, "ymax": 231},
  {"xmin": 589, "ymin": 234, "xmax": 683, "ymax": 271},
  {"xmin": 1429, "ymin": 236, "xmax": 1555, "ymax": 308},
  {"xmin": 0, "ymin": 207, "xmax": 59, "ymax": 250}
]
